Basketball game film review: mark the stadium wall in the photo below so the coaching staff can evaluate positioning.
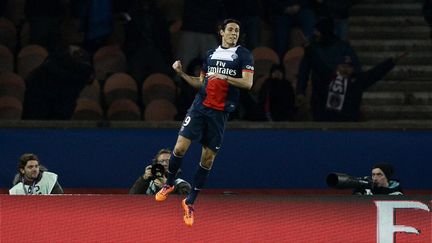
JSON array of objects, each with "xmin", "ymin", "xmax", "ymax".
[{"xmin": 0, "ymin": 121, "xmax": 430, "ymax": 191}]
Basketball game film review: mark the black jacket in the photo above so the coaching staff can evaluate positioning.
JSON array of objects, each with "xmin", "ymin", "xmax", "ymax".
[{"xmin": 353, "ymin": 179, "xmax": 403, "ymax": 195}]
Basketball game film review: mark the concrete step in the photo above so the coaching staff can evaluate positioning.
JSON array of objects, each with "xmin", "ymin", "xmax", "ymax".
[
  {"xmin": 351, "ymin": 39, "xmax": 431, "ymax": 52},
  {"xmin": 363, "ymin": 91, "xmax": 432, "ymax": 105},
  {"xmin": 362, "ymin": 65, "xmax": 432, "ymax": 80},
  {"xmin": 351, "ymin": 3, "xmax": 422, "ymax": 16},
  {"xmin": 361, "ymin": 0, "xmax": 423, "ymax": 3},
  {"xmin": 368, "ymin": 81, "xmax": 432, "ymax": 92},
  {"xmin": 362, "ymin": 105, "xmax": 432, "ymax": 120},
  {"xmin": 358, "ymin": 52, "xmax": 432, "ymax": 65},
  {"xmin": 349, "ymin": 16, "xmax": 427, "ymax": 27},
  {"xmin": 349, "ymin": 26, "xmax": 429, "ymax": 39}
]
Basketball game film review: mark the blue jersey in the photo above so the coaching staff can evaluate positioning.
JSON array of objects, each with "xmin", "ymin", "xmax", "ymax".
[{"xmin": 195, "ymin": 45, "xmax": 254, "ymax": 112}]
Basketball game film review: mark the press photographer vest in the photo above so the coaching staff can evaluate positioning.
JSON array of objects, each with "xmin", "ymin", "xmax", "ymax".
[{"xmin": 9, "ymin": 172, "xmax": 58, "ymax": 195}]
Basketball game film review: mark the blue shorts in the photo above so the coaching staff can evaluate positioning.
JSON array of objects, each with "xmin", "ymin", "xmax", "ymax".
[{"xmin": 179, "ymin": 105, "xmax": 229, "ymax": 152}]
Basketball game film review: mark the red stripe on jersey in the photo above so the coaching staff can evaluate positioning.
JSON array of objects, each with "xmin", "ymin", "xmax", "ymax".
[
  {"xmin": 243, "ymin": 69, "xmax": 254, "ymax": 73},
  {"xmin": 203, "ymin": 77, "xmax": 229, "ymax": 111}
]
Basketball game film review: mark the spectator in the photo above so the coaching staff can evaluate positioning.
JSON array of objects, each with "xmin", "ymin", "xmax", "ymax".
[
  {"xmin": 353, "ymin": 163, "xmax": 403, "ymax": 195},
  {"xmin": 25, "ymin": 0, "xmax": 66, "ymax": 51},
  {"xmin": 9, "ymin": 153, "xmax": 64, "ymax": 195},
  {"xmin": 79, "ymin": 0, "xmax": 113, "ymax": 54},
  {"xmin": 175, "ymin": 0, "xmax": 226, "ymax": 71},
  {"xmin": 313, "ymin": 0, "xmax": 360, "ymax": 40},
  {"xmin": 270, "ymin": 0, "xmax": 316, "ymax": 57},
  {"xmin": 224, "ymin": 0, "xmax": 262, "ymax": 50},
  {"xmin": 259, "ymin": 64, "xmax": 296, "ymax": 121},
  {"xmin": 236, "ymin": 64, "xmax": 296, "ymax": 121},
  {"xmin": 296, "ymin": 17, "xmax": 361, "ymax": 121},
  {"xmin": 122, "ymin": 0, "xmax": 172, "ymax": 85},
  {"xmin": 129, "ymin": 148, "xmax": 191, "ymax": 195},
  {"xmin": 22, "ymin": 45, "xmax": 94, "ymax": 120},
  {"xmin": 303, "ymin": 43, "xmax": 406, "ymax": 121}
]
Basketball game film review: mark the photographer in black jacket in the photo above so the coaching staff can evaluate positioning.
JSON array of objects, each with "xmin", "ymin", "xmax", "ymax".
[
  {"xmin": 129, "ymin": 148, "xmax": 191, "ymax": 195},
  {"xmin": 353, "ymin": 163, "xmax": 403, "ymax": 195}
]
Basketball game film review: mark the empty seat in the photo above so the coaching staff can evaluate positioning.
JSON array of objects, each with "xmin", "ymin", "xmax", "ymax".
[
  {"xmin": 252, "ymin": 59, "xmax": 274, "ymax": 93},
  {"xmin": 0, "ymin": 71, "xmax": 25, "ymax": 102},
  {"xmin": 103, "ymin": 72, "xmax": 137, "ymax": 107},
  {"xmin": 0, "ymin": 44, "xmax": 14, "ymax": 72},
  {"xmin": 144, "ymin": 98, "xmax": 177, "ymax": 121},
  {"xmin": 252, "ymin": 46, "xmax": 280, "ymax": 64},
  {"xmin": 17, "ymin": 44, "xmax": 48, "ymax": 79},
  {"xmin": 169, "ymin": 20, "xmax": 182, "ymax": 55},
  {"xmin": 93, "ymin": 45, "xmax": 127, "ymax": 81},
  {"xmin": 107, "ymin": 98, "xmax": 141, "ymax": 121},
  {"xmin": 0, "ymin": 17, "xmax": 17, "ymax": 51},
  {"xmin": 78, "ymin": 80, "xmax": 101, "ymax": 101},
  {"xmin": 0, "ymin": 96, "xmax": 22, "ymax": 120},
  {"xmin": 251, "ymin": 47, "xmax": 281, "ymax": 93},
  {"xmin": 142, "ymin": 73, "xmax": 176, "ymax": 106},
  {"xmin": 72, "ymin": 98, "xmax": 103, "ymax": 120}
]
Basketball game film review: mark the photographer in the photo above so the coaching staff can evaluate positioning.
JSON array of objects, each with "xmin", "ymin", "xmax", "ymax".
[
  {"xmin": 353, "ymin": 163, "xmax": 403, "ymax": 195},
  {"xmin": 128, "ymin": 149, "xmax": 191, "ymax": 195},
  {"xmin": 9, "ymin": 153, "xmax": 64, "ymax": 195}
]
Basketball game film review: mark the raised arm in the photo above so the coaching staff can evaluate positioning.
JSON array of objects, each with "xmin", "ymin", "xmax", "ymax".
[{"xmin": 172, "ymin": 60, "xmax": 204, "ymax": 89}]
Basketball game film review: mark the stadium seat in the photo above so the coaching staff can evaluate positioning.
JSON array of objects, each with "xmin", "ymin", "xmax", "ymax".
[
  {"xmin": 0, "ymin": 96, "xmax": 22, "ymax": 120},
  {"xmin": 93, "ymin": 45, "xmax": 127, "ymax": 81},
  {"xmin": 144, "ymin": 99, "xmax": 177, "ymax": 121},
  {"xmin": 0, "ymin": 17, "xmax": 17, "ymax": 51},
  {"xmin": 72, "ymin": 98, "xmax": 103, "ymax": 121},
  {"xmin": 77, "ymin": 80, "xmax": 100, "ymax": 101},
  {"xmin": 251, "ymin": 47, "xmax": 280, "ymax": 93},
  {"xmin": 252, "ymin": 46, "xmax": 280, "ymax": 64},
  {"xmin": 252, "ymin": 59, "xmax": 273, "ymax": 93},
  {"xmin": 107, "ymin": 98, "xmax": 141, "ymax": 121},
  {"xmin": 0, "ymin": 44, "xmax": 14, "ymax": 72},
  {"xmin": 169, "ymin": 20, "xmax": 182, "ymax": 55},
  {"xmin": 17, "ymin": 44, "xmax": 48, "ymax": 79},
  {"xmin": 0, "ymin": 71, "xmax": 25, "ymax": 102},
  {"xmin": 103, "ymin": 72, "xmax": 137, "ymax": 107},
  {"xmin": 142, "ymin": 73, "xmax": 176, "ymax": 106},
  {"xmin": 283, "ymin": 47, "xmax": 304, "ymax": 89}
]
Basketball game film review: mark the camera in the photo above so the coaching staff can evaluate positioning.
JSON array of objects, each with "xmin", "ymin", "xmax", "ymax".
[
  {"xmin": 150, "ymin": 163, "xmax": 166, "ymax": 180},
  {"xmin": 326, "ymin": 172, "xmax": 372, "ymax": 189}
]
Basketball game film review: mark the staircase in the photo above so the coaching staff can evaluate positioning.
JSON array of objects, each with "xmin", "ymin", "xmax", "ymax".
[{"xmin": 349, "ymin": 0, "xmax": 432, "ymax": 120}]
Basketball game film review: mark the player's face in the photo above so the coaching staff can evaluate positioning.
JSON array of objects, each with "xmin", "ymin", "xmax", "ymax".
[
  {"xmin": 21, "ymin": 160, "xmax": 40, "ymax": 181},
  {"xmin": 371, "ymin": 168, "xmax": 388, "ymax": 188},
  {"xmin": 220, "ymin": 22, "xmax": 240, "ymax": 47},
  {"xmin": 156, "ymin": 153, "xmax": 170, "ymax": 171}
]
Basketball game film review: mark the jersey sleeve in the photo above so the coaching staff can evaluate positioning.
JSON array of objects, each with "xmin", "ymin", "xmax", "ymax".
[{"xmin": 240, "ymin": 48, "xmax": 254, "ymax": 74}]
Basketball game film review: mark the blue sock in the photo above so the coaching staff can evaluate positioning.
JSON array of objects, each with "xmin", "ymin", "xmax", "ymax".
[
  {"xmin": 186, "ymin": 163, "xmax": 210, "ymax": 205},
  {"xmin": 166, "ymin": 152, "xmax": 183, "ymax": 186}
]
